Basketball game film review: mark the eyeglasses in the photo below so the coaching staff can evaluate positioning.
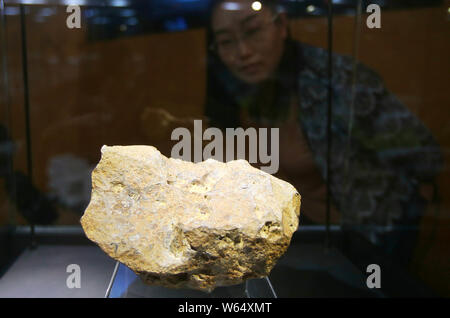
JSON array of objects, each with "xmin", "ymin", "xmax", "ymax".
[{"xmin": 210, "ymin": 14, "xmax": 280, "ymax": 55}]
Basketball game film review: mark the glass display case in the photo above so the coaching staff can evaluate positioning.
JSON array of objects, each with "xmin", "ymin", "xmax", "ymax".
[{"xmin": 0, "ymin": 0, "xmax": 448, "ymax": 299}]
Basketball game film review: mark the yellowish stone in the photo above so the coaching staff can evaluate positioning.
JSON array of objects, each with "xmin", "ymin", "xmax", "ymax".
[{"xmin": 81, "ymin": 145, "xmax": 301, "ymax": 292}]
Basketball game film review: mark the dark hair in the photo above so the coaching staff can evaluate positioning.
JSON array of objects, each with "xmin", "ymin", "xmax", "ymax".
[{"xmin": 204, "ymin": 0, "xmax": 302, "ymax": 129}]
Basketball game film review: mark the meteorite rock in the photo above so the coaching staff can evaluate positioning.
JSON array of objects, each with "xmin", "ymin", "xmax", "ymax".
[{"xmin": 81, "ymin": 145, "xmax": 301, "ymax": 292}]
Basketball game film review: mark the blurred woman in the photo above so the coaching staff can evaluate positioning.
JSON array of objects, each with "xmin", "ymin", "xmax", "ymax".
[{"xmin": 204, "ymin": 0, "xmax": 443, "ymax": 264}]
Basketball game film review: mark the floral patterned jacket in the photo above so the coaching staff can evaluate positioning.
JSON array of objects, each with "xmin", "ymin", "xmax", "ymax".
[
  {"xmin": 206, "ymin": 40, "xmax": 443, "ymax": 237},
  {"xmin": 296, "ymin": 42, "xmax": 443, "ymax": 230}
]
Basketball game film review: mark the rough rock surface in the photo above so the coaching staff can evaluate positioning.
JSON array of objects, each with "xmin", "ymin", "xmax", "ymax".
[{"xmin": 81, "ymin": 145, "xmax": 301, "ymax": 292}]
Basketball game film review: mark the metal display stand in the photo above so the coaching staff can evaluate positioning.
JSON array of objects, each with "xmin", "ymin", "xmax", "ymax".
[{"xmin": 105, "ymin": 261, "xmax": 277, "ymax": 298}]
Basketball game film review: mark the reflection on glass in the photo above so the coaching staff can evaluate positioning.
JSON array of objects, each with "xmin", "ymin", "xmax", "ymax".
[
  {"xmin": 1, "ymin": 0, "xmax": 448, "ymax": 298},
  {"xmin": 204, "ymin": 0, "xmax": 443, "ymax": 264}
]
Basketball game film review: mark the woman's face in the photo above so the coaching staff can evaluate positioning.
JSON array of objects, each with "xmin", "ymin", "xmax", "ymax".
[{"xmin": 211, "ymin": 0, "xmax": 288, "ymax": 84}]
